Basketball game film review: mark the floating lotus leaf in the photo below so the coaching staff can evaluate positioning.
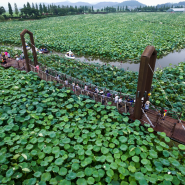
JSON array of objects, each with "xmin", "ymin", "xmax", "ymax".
[
  {"xmin": 135, "ymin": 172, "xmax": 144, "ymax": 181},
  {"xmin": 41, "ymin": 172, "xmax": 51, "ymax": 182},
  {"xmin": 34, "ymin": 171, "xmax": 42, "ymax": 177},
  {"xmin": 55, "ymin": 158, "xmax": 64, "ymax": 166},
  {"xmin": 178, "ymin": 144, "xmax": 185, "ymax": 150},
  {"xmin": 43, "ymin": 146, "xmax": 52, "ymax": 154},
  {"xmin": 6, "ymin": 169, "xmax": 14, "ymax": 178}
]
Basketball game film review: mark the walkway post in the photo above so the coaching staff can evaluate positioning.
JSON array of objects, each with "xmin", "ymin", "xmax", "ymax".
[
  {"xmin": 134, "ymin": 46, "xmax": 157, "ymax": 119},
  {"xmin": 20, "ymin": 29, "xmax": 38, "ymax": 72}
]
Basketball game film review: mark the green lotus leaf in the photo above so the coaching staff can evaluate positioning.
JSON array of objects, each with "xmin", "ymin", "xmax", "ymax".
[
  {"xmin": 77, "ymin": 171, "xmax": 85, "ymax": 178},
  {"xmin": 87, "ymin": 177, "xmax": 95, "ymax": 184},
  {"xmin": 43, "ymin": 146, "xmax": 52, "ymax": 154},
  {"xmin": 55, "ymin": 158, "xmax": 64, "ymax": 166},
  {"xmin": 178, "ymin": 144, "xmax": 185, "ymax": 150},
  {"xmin": 72, "ymin": 163, "xmax": 80, "ymax": 171},
  {"xmin": 106, "ymin": 169, "xmax": 114, "ymax": 177},
  {"xmin": 101, "ymin": 147, "xmax": 109, "ymax": 154},
  {"xmin": 141, "ymin": 159, "xmax": 149, "ymax": 165},
  {"xmin": 132, "ymin": 156, "xmax": 139, "ymax": 163},
  {"xmin": 58, "ymin": 167, "xmax": 67, "ymax": 176},
  {"xmin": 85, "ymin": 167, "xmax": 93, "ymax": 176},
  {"xmin": 34, "ymin": 171, "xmax": 42, "ymax": 177},
  {"xmin": 6, "ymin": 168, "xmax": 14, "ymax": 178},
  {"xmin": 67, "ymin": 171, "xmax": 76, "ymax": 180},
  {"xmin": 119, "ymin": 136, "xmax": 127, "ymax": 143},
  {"xmin": 76, "ymin": 178, "xmax": 87, "ymax": 185},
  {"xmin": 53, "ymin": 166, "xmax": 59, "ymax": 173},
  {"xmin": 38, "ymin": 152, "xmax": 45, "ymax": 159},
  {"xmin": 59, "ymin": 180, "xmax": 71, "ymax": 185},
  {"xmin": 41, "ymin": 172, "xmax": 51, "ymax": 182},
  {"xmin": 135, "ymin": 172, "xmax": 144, "ymax": 181},
  {"xmin": 41, "ymin": 161, "xmax": 48, "ymax": 166},
  {"xmin": 164, "ymin": 174, "xmax": 173, "ymax": 181},
  {"xmin": 26, "ymin": 144, "xmax": 33, "ymax": 150},
  {"xmin": 128, "ymin": 166, "xmax": 136, "ymax": 172}
]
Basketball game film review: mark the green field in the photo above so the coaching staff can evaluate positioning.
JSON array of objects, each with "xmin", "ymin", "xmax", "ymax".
[{"xmin": 0, "ymin": 12, "xmax": 185, "ymax": 60}]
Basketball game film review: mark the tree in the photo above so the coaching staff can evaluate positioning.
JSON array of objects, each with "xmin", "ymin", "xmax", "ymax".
[
  {"xmin": 117, "ymin": 6, "xmax": 119, "ymax": 11},
  {"xmin": 8, "ymin": 2, "xmax": 13, "ymax": 16},
  {"xmin": 39, "ymin": 3, "xmax": 43, "ymax": 14},
  {"xmin": 27, "ymin": 2, "xmax": 31, "ymax": 9},
  {"xmin": 35, "ymin": 3, "xmax": 38, "ymax": 10},
  {"xmin": 92, "ymin": 6, "xmax": 94, "ymax": 12},
  {"xmin": 0, "ymin": 6, "xmax": 6, "ymax": 15},
  {"xmin": 43, "ymin": 3, "xmax": 47, "ymax": 13},
  {"xmin": 32, "ymin": 3, "xmax": 35, "ymax": 9},
  {"xmin": 14, "ymin": 3, "xmax": 19, "ymax": 16}
]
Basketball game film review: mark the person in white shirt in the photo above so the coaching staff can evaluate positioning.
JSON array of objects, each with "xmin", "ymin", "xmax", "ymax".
[
  {"xmin": 99, "ymin": 89, "xmax": 104, "ymax": 95},
  {"xmin": 115, "ymin": 94, "xmax": 119, "ymax": 103},
  {"xmin": 84, "ymin": 84, "xmax": 88, "ymax": 91},
  {"xmin": 94, "ymin": 86, "xmax": 99, "ymax": 93},
  {"xmin": 118, "ymin": 97, "xmax": 123, "ymax": 107},
  {"xmin": 65, "ymin": 79, "xmax": 68, "ymax": 85},
  {"xmin": 76, "ymin": 84, "xmax": 80, "ymax": 90}
]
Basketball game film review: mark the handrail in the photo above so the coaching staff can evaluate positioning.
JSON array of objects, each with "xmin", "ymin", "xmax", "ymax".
[
  {"xmin": 32, "ymin": 60, "xmax": 136, "ymax": 99},
  {"xmin": 28, "ymin": 63, "xmax": 133, "ymax": 114}
]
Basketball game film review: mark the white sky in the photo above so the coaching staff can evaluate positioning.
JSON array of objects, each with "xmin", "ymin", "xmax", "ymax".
[{"xmin": 1, "ymin": 0, "xmax": 181, "ymax": 9}]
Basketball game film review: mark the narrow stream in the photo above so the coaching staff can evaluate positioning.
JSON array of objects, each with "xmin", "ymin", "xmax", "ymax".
[{"xmin": 1, "ymin": 45, "xmax": 185, "ymax": 72}]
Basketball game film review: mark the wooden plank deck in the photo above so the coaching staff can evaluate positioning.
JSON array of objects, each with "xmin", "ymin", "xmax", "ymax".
[{"xmin": 1, "ymin": 57, "xmax": 185, "ymax": 145}]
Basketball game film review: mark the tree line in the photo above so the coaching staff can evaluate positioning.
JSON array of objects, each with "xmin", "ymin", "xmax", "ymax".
[{"xmin": 0, "ymin": 2, "xmax": 184, "ymax": 18}]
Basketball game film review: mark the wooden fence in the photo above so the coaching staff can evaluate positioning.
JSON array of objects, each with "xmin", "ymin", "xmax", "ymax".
[{"xmin": 29, "ymin": 64, "xmax": 134, "ymax": 114}]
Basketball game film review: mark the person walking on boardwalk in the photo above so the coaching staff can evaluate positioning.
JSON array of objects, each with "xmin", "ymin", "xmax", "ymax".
[
  {"xmin": 84, "ymin": 84, "xmax": 88, "ymax": 91},
  {"xmin": 107, "ymin": 91, "xmax": 111, "ymax": 97},
  {"xmin": 162, "ymin": 110, "xmax": 167, "ymax": 120},
  {"xmin": 65, "ymin": 79, "xmax": 68, "ymax": 86},
  {"xmin": 35, "ymin": 65, "xmax": 39, "ymax": 72},
  {"xmin": 7, "ymin": 52, "xmax": 11, "ymax": 61},
  {"xmin": 118, "ymin": 97, "xmax": 123, "ymax": 107},
  {"xmin": 72, "ymin": 83, "xmax": 75, "ymax": 92},
  {"xmin": 114, "ymin": 94, "xmax": 119, "ymax": 103},
  {"xmin": 99, "ymin": 89, "xmax": 104, "ymax": 95},
  {"xmin": 55, "ymin": 74, "xmax": 60, "ymax": 83},
  {"xmin": 94, "ymin": 86, "xmax": 99, "ymax": 93},
  {"xmin": 144, "ymin": 101, "xmax": 150, "ymax": 112},
  {"xmin": 45, "ymin": 66, "xmax": 48, "ymax": 75}
]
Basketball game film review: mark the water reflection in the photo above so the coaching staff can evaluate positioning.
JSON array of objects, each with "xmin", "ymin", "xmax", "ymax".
[{"xmin": 50, "ymin": 49, "xmax": 185, "ymax": 72}]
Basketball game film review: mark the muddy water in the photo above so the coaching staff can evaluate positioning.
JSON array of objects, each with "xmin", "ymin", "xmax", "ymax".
[{"xmin": 2, "ymin": 45, "xmax": 185, "ymax": 72}]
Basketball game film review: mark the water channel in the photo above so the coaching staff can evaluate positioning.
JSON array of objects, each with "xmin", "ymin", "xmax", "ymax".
[{"xmin": 2, "ymin": 45, "xmax": 185, "ymax": 72}]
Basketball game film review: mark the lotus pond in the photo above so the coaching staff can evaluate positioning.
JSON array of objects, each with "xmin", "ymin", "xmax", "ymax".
[
  {"xmin": 0, "ymin": 45, "xmax": 185, "ymax": 120},
  {"xmin": 35, "ymin": 52, "xmax": 185, "ymax": 120},
  {"xmin": 1, "ymin": 13, "xmax": 185, "ymax": 61},
  {"xmin": 1, "ymin": 66, "xmax": 185, "ymax": 185}
]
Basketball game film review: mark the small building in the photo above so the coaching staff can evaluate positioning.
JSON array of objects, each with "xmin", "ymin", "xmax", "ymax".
[{"xmin": 167, "ymin": 8, "xmax": 185, "ymax": 12}]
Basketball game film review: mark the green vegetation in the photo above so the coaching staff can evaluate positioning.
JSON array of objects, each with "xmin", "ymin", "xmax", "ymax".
[
  {"xmin": 0, "ymin": 44, "xmax": 184, "ymax": 120},
  {"xmin": 0, "ymin": 66, "xmax": 185, "ymax": 185},
  {"xmin": 36, "ymin": 52, "xmax": 185, "ymax": 120},
  {"xmin": 1, "ymin": 13, "xmax": 185, "ymax": 61}
]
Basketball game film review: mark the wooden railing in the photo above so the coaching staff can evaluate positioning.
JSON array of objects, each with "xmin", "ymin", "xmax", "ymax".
[{"xmin": 29, "ymin": 64, "xmax": 134, "ymax": 114}]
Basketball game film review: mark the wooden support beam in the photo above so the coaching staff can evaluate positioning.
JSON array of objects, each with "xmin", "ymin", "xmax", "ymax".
[
  {"xmin": 134, "ymin": 46, "xmax": 157, "ymax": 120},
  {"xmin": 20, "ymin": 29, "xmax": 38, "ymax": 72}
]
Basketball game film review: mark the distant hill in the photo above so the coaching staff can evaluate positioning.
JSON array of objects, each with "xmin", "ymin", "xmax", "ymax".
[
  {"xmin": 50, "ymin": 1, "xmax": 146, "ymax": 9},
  {"xmin": 94, "ymin": 2, "xmax": 119, "ymax": 9},
  {"xmin": 115, "ymin": 1, "xmax": 146, "ymax": 8},
  {"xmin": 54, "ymin": 1, "xmax": 92, "ymax": 7},
  {"xmin": 156, "ymin": 1, "xmax": 185, "ymax": 8}
]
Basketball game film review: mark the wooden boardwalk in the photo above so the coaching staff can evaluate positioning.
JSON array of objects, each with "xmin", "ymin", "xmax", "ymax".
[{"xmin": 1, "ymin": 57, "xmax": 185, "ymax": 145}]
